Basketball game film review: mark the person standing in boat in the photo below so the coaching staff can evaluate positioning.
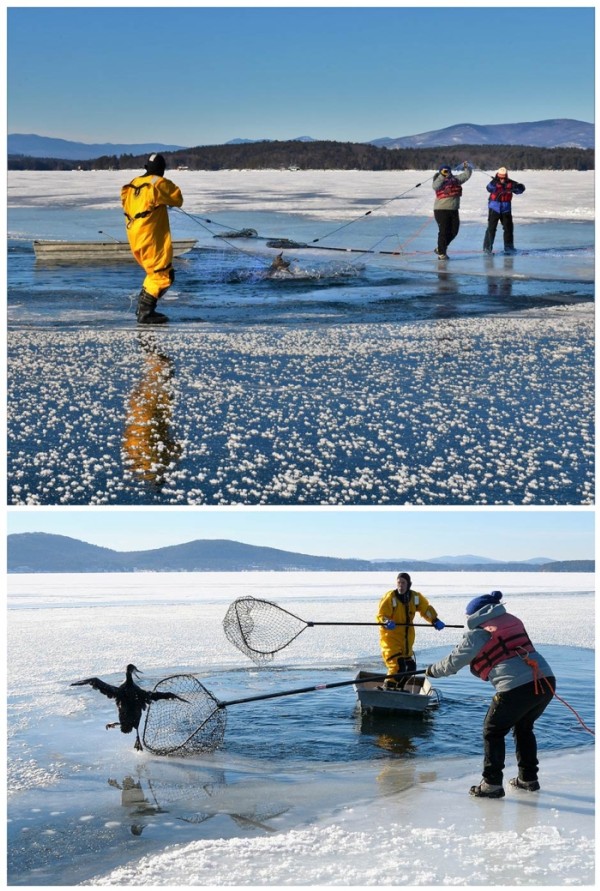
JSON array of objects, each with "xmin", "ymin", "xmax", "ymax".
[
  {"xmin": 425, "ymin": 590, "xmax": 555, "ymax": 799},
  {"xmin": 121, "ymin": 154, "xmax": 183, "ymax": 324},
  {"xmin": 376, "ymin": 572, "xmax": 445, "ymax": 689},
  {"xmin": 432, "ymin": 161, "xmax": 472, "ymax": 259},
  {"xmin": 483, "ymin": 167, "xmax": 526, "ymax": 254}
]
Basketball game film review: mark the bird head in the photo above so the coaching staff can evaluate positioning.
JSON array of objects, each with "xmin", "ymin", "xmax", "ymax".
[{"xmin": 126, "ymin": 663, "xmax": 142, "ymax": 678}]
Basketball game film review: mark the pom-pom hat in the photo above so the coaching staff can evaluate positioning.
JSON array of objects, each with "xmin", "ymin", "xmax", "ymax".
[
  {"xmin": 496, "ymin": 167, "xmax": 508, "ymax": 177},
  {"xmin": 466, "ymin": 590, "xmax": 503, "ymax": 616}
]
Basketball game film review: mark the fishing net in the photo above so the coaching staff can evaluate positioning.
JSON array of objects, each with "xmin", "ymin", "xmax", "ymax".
[
  {"xmin": 143, "ymin": 674, "xmax": 227, "ymax": 756},
  {"xmin": 222, "ymin": 596, "xmax": 307, "ymax": 664}
]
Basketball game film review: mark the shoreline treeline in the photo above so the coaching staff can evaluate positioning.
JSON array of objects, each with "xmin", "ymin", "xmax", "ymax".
[{"xmin": 8, "ymin": 140, "xmax": 594, "ymax": 172}]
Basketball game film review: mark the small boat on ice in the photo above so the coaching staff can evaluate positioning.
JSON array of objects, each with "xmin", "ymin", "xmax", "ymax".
[
  {"xmin": 354, "ymin": 671, "xmax": 438, "ymax": 714},
  {"xmin": 33, "ymin": 239, "xmax": 197, "ymax": 262}
]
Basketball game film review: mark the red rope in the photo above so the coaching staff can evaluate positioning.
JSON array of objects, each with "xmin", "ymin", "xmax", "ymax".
[{"xmin": 521, "ymin": 654, "xmax": 594, "ymax": 736}]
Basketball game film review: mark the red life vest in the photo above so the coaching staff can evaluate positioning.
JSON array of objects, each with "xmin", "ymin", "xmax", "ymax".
[
  {"xmin": 489, "ymin": 179, "xmax": 515, "ymax": 203},
  {"xmin": 470, "ymin": 612, "xmax": 534, "ymax": 681},
  {"xmin": 435, "ymin": 175, "xmax": 463, "ymax": 200}
]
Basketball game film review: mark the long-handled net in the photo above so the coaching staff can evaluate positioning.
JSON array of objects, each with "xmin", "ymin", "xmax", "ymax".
[
  {"xmin": 143, "ymin": 668, "xmax": 426, "ymax": 756},
  {"xmin": 223, "ymin": 596, "xmax": 384, "ymax": 664},
  {"xmin": 223, "ymin": 595, "xmax": 463, "ymax": 664}
]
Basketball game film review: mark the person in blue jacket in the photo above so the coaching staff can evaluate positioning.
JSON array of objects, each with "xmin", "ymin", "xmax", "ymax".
[
  {"xmin": 425, "ymin": 590, "xmax": 555, "ymax": 799},
  {"xmin": 483, "ymin": 167, "xmax": 526, "ymax": 254}
]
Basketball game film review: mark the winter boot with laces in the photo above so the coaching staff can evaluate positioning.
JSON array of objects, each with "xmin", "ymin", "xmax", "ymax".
[
  {"xmin": 509, "ymin": 777, "xmax": 540, "ymax": 792},
  {"xmin": 469, "ymin": 781, "xmax": 505, "ymax": 799},
  {"xmin": 136, "ymin": 289, "xmax": 168, "ymax": 325}
]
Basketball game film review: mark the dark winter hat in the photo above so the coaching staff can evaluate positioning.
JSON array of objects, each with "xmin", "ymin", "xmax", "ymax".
[
  {"xmin": 465, "ymin": 590, "xmax": 503, "ymax": 616},
  {"xmin": 145, "ymin": 153, "xmax": 166, "ymax": 176},
  {"xmin": 397, "ymin": 571, "xmax": 412, "ymax": 589},
  {"xmin": 439, "ymin": 164, "xmax": 451, "ymax": 175}
]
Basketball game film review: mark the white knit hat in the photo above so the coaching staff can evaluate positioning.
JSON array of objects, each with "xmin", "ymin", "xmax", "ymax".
[{"xmin": 496, "ymin": 167, "xmax": 508, "ymax": 176}]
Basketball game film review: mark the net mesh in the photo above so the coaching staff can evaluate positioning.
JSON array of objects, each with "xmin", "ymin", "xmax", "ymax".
[
  {"xmin": 143, "ymin": 675, "xmax": 227, "ymax": 756},
  {"xmin": 222, "ymin": 596, "xmax": 307, "ymax": 664}
]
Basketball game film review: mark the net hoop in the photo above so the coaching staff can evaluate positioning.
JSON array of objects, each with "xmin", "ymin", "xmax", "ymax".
[{"xmin": 143, "ymin": 674, "xmax": 227, "ymax": 756}]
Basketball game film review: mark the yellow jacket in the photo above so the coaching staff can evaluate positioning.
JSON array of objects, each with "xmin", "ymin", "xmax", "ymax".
[
  {"xmin": 121, "ymin": 174, "xmax": 183, "ymax": 278},
  {"xmin": 376, "ymin": 588, "xmax": 439, "ymax": 670}
]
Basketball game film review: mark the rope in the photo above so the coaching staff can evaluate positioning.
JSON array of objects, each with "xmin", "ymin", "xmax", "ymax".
[
  {"xmin": 390, "ymin": 217, "xmax": 436, "ymax": 254},
  {"xmin": 310, "ymin": 175, "xmax": 434, "ymax": 245},
  {"xmin": 174, "ymin": 207, "xmax": 273, "ymax": 268},
  {"xmin": 521, "ymin": 652, "xmax": 595, "ymax": 736}
]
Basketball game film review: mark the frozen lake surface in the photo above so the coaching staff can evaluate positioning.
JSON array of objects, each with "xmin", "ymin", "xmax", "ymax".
[
  {"xmin": 7, "ymin": 171, "xmax": 595, "ymax": 506},
  {"xmin": 7, "ymin": 572, "xmax": 595, "ymax": 885}
]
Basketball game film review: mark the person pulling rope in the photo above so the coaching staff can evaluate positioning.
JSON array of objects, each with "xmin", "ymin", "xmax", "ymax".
[{"xmin": 425, "ymin": 590, "xmax": 564, "ymax": 798}]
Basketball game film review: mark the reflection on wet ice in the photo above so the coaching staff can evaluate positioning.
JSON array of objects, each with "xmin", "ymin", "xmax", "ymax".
[
  {"xmin": 107, "ymin": 766, "xmax": 290, "ymax": 836},
  {"xmin": 122, "ymin": 333, "xmax": 182, "ymax": 487}
]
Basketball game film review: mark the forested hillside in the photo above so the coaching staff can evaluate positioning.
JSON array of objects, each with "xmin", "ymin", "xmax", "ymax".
[{"xmin": 8, "ymin": 140, "xmax": 594, "ymax": 171}]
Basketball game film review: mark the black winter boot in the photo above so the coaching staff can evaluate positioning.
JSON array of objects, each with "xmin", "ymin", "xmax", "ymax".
[
  {"xmin": 509, "ymin": 777, "xmax": 540, "ymax": 791},
  {"xmin": 136, "ymin": 289, "xmax": 168, "ymax": 325},
  {"xmin": 469, "ymin": 781, "xmax": 505, "ymax": 799}
]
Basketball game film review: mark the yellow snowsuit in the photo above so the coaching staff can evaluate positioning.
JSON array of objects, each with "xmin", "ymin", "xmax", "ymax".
[
  {"xmin": 121, "ymin": 174, "xmax": 184, "ymax": 298},
  {"xmin": 376, "ymin": 588, "xmax": 439, "ymax": 673}
]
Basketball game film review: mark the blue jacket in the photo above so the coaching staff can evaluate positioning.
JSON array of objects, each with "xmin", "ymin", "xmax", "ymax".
[
  {"xmin": 487, "ymin": 176, "xmax": 525, "ymax": 214},
  {"xmin": 427, "ymin": 602, "xmax": 553, "ymax": 693}
]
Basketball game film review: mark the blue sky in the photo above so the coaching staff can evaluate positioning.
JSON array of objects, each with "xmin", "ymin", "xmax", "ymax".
[
  {"xmin": 7, "ymin": 7, "xmax": 594, "ymax": 145},
  {"xmin": 6, "ymin": 508, "xmax": 594, "ymax": 561}
]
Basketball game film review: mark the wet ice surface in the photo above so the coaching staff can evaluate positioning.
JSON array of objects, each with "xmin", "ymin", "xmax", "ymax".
[
  {"xmin": 7, "ymin": 575, "xmax": 595, "ymax": 886},
  {"xmin": 7, "ymin": 306, "xmax": 595, "ymax": 505},
  {"xmin": 7, "ymin": 171, "xmax": 595, "ymax": 506}
]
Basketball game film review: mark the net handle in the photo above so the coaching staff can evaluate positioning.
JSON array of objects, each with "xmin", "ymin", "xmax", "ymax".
[
  {"xmin": 306, "ymin": 622, "xmax": 464, "ymax": 628},
  {"xmin": 219, "ymin": 669, "xmax": 428, "ymax": 709}
]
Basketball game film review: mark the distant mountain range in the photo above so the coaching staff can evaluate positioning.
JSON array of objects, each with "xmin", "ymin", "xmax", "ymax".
[
  {"xmin": 422, "ymin": 555, "xmax": 553, "ymax": 566},
  {"xmin": 7, "ymin": 534, "xmax": 594, "ymax": 574},
  {"xmin": 7, "ymin": 134, "xmax": 186, "ymax": 161},
  {"xmin": 371, "ymin": 119, "xmax": 594, "ymax": 150},
  {"xmin": 7, "ymin": 119, "xmax": 593, "ymax": 161}
]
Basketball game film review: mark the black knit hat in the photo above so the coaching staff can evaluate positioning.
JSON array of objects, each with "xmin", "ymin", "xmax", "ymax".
[{"xmin": 145, "ymin": 153, "xmax": 166, "ymax": 176}]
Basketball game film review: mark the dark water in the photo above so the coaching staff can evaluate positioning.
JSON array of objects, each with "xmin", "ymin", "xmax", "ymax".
[
  {"xmin": 207, "ymin": 645, "xmax": 594, "ymax": 761},
  {"xmin": 7, "ymin": 209, "xmax": 594, "ymax": 330}
]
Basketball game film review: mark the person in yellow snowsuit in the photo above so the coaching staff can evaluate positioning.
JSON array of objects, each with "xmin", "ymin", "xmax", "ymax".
[
  {"xmin": 376, "ymin": 572, "xmax": 446, "ymax": 688},
  {"xmin": 121, "ymin": 153, "xmax": 183, "ymax": 324}
]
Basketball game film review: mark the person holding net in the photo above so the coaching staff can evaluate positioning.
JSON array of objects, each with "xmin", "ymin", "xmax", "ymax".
[{"xmin": 377, "ymin": 572, "xmax": 446, "ymax": 689}]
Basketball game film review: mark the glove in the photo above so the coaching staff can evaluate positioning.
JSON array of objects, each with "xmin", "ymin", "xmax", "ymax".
[
  {"xmin": 463, "ymin": 160, "xmax": 471, "ymax": 169},
  {"xmin": 433, "ymin": 619, "xmax": 445, "ymax": 631},
  {"xmin": 384, "ymin": 620, "xmax": 396, "ymax": 630}
]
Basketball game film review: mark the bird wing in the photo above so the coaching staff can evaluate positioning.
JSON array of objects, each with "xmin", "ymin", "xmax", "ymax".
[
  {"xmin": 149, "ymin": 691, "xmax": 188, "ymax": 703},
  {"xmin": 70, "ymin": 677, "xmax": 119, "ymax": 699}
]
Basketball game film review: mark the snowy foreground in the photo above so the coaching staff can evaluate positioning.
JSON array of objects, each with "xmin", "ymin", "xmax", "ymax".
[
  {"xmin": 7, "ymin": 572, "xmax": 595, "ymax": 886},
  {"xmin": 85, "ymin": 748, "xmax": 593, "ymax": 887},
  {"xmin": 7, "ymin": 305, "xmax": 595, "ymax": 506}
]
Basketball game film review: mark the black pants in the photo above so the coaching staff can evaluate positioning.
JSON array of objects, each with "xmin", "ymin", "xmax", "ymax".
[
  {"xmin": 484, "ymin": 210, "xmax": 515, "ymax": 252},
  {"xmin": 434, "ymin": 209, "xmax": 460, "ymax": 254},
  {"xmin": 395, "ymin": 656, "xmax": 417, "ymax": 674},
  {"xmin": 482, "ymin": 678, "xmax": 555, "ymax": 785}
]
